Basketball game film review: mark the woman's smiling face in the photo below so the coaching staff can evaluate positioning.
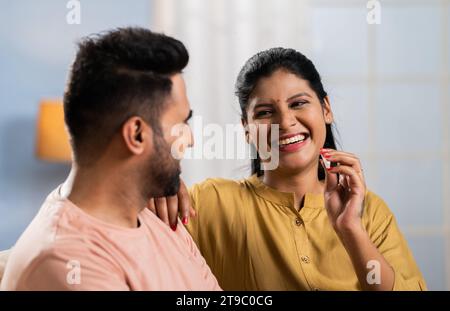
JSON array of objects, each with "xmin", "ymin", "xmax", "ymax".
[{"xmin": 245, "ymin": 69, "xmax": 334, "ymax": 174}]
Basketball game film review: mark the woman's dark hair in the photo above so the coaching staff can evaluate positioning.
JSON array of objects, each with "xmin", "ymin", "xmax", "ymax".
[{"xmin": 235, "ymin": 47, "xmax": 337, "ymax": 180}]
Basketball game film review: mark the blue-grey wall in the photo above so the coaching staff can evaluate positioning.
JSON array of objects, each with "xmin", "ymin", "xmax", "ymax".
[{"xmin": 0, "ymin": 0, "xmax": 151, "ymax": 249}]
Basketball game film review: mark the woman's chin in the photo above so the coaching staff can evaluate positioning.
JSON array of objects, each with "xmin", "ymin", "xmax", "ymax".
[{"xmin": 275, "ymin": 160, "xmax": 312, "ymax": 174}]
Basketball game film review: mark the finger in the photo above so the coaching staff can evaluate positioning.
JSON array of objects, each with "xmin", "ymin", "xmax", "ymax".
[
  {"xmin": 178, "ymin": 179, "xmax": 194, "ymax": 224},
  {"xmin": 345, "ymin": 175, "xmax": 351, "ymax": 189},
  {"xmin": 322, "ymin": 152, "xmax": 362, "ymax": 172},
  {"xmin": 155, "ymin": 197, "xmax": 170, "ymax": 227},
  {"xmin": 320, "ymin": 158, "xmax": 338, "ymax": 192},
  {"xmin": 167, "ymin": 195, "xmax": 179, "ymax": 231},
  {"xmin": 321, "ymin": 149, "xmax": 358, "ymax": 160},
  {"xmin": 338, "ymin": 175, "xmax": 351, "ymax": 196},
  {"xmin": 321, "ymin": 150, "xmax": 365, "ymax": 184},
  {"xmin": 189, "ymin": 206, "xmax": 197, "ymax": 219},
  {"xmin": 147, "ymin": 198, "xmax": 156, "ymax": 214},
  {"xmin": 328, "ymin": 165, "xmax": 365, "ymax": 195}
]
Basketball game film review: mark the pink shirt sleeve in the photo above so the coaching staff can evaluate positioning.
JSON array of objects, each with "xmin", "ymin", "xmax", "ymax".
[
  {"xmin": 16, "ymin": 242, "xmax": 129, "ymax": 291},
  {"xmin": 181, "ymin": 223, "xmax": 222, "ymax": 291}
]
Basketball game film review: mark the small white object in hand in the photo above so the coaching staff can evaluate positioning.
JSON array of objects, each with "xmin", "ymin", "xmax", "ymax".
[{"xmin": 321, "ymin": 154, "xmax": 331, "ymax": 169}]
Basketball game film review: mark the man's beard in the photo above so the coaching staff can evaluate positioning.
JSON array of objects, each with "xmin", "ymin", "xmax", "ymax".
[{"xmin": 141, "ymin": 133, "xmax": 181, "ymax": 199}]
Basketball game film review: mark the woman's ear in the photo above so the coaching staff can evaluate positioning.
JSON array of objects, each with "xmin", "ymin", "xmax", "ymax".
[
  {"xmin": 241, "ymin": 117, "xmax": 250, "ymax": 144},
  {"xmin": 322, "ymin": 96, "xmax": 334, "ymax": 124},
  {"xmin": 122, "ymin": 117, "xmax": 151, "ymax": 155}
]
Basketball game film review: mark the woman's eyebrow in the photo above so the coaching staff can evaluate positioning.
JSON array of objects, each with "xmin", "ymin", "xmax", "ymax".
[
  {"xmin": 253, "ymin": 103, "xmax": 274, "ymax": 109},
  {"xmin": 286, "ymin": 92, "xmax": 312, "ymax": 101}
]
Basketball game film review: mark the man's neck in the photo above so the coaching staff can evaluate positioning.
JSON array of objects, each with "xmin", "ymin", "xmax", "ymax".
[{"xmin": 64, "ymin": 164, "xmax": 144, "ymax": 229}]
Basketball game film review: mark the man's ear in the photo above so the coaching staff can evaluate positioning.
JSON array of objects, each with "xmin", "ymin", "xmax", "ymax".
[
  {"xmin": 241, "ymin": 117, "xmax": 250, "ymax": 144},
  {"xmin": 122, "ymin": 117, "xmax": 151, "ymax": 155},
  {"xmin": 322, "ymin": 96, "xmax": 334, "ymax": 124}
]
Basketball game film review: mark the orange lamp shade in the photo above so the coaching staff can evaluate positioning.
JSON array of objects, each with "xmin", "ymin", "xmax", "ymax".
[{"xmin": 35, "ymin": 100, "xmax": 72, "ymax": 162}]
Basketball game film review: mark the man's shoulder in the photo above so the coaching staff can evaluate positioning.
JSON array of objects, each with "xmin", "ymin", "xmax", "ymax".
[{"xmin": 0, "ymin": 189, "xmax": 93, "ymax": 290}]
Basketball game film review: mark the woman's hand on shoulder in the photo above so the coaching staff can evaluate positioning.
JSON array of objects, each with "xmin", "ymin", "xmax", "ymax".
[{"xmin": 147, "ymin": 179, "xmax": 196, "ymax": 231}]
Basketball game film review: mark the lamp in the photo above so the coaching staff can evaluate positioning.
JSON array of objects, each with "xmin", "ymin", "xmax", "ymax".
[{"xmin": 35, "ymin": 99, "xmax": 72, "ymax": 162}]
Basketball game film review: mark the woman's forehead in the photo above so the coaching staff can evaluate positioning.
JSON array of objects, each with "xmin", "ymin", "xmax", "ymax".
[{"xmin": 251, "ymin": 71, "xmax": 313, "ymax": 99}]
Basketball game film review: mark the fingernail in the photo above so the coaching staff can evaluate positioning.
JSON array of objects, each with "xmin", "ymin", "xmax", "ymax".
[
  {"xmin": 171, "ymin": 224, "xmax": 177, "ymax": 231},
  {"xmin": 182, "ymin": 217, "xmax": 188, "ymax": 225}
]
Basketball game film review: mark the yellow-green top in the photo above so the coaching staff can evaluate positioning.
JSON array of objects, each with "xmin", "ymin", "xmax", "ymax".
[{"xmin": 187, "ymin": 175, "xmax": 426, "ymax": 291}]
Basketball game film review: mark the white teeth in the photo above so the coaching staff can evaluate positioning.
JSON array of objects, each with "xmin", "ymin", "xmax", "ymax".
[{"xmin": 279, "ymin": 134, "xmax": 307, "ymax": 146}]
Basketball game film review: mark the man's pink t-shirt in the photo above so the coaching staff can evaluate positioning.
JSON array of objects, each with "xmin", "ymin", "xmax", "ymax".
[{"xmin": 1, "ymin": 186, "xmax": 221, "ymax": 290}]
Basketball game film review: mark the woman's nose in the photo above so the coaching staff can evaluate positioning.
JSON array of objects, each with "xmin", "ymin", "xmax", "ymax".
[{"xmin": 278, "ymin": 110, "xmax": 297, "ymax": 130}]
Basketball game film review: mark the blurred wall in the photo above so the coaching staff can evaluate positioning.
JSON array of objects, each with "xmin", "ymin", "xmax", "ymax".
[{"xmin": 0, "ymin": 0, "xmax": 151, "ymax": 249}]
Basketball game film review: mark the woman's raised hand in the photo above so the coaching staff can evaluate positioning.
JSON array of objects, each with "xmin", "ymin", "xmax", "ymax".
[{"xmin": 320, "ymin": 148, "xmax": 367, "ymax": 235}]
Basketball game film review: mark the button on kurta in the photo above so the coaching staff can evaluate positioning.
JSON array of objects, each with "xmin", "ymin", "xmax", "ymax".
[
  {"xmin": 301, "ymin": 255, "xmax": 310, "ymax": 264},
  {"xmin": 295, "ymin": 218, "xmax": 303, "ymax": 226}
]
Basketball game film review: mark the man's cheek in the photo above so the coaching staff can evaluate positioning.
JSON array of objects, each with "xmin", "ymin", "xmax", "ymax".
[{"xmin": 169, "ymin": 124, "xmax": 190, "ymax": 160}]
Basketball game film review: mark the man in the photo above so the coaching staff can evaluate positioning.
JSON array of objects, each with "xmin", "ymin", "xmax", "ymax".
[{"xmin": 1, "ymin": 27, "xmax": 220, "ymax": 291}]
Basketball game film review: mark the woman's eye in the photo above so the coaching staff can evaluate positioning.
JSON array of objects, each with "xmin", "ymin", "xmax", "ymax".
[
  {"xmin": 255, "ymin": 110, "xmax": 272, "ymax": 118},
  {"xmin": 290, "ymin": 101, "xmax": 307, "ymax": 108}
]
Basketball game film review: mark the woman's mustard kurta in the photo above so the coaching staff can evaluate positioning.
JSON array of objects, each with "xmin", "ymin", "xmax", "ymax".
[{"xmin": 186, "ymin": 175, "xmax": 426, "ymax": 291}]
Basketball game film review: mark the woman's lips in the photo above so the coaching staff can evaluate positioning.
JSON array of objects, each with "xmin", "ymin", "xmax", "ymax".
[{"xmin": 278, "ymin": 136, "xmax": 310, "ymax": 153}]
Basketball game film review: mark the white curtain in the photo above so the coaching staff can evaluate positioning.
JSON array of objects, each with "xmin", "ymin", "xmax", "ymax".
[{"xmin": 151, "ymin": 0, "xmax": 311, "ymax": 186}]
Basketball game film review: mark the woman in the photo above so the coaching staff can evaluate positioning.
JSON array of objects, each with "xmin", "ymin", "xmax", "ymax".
[{"xmin": 154, "ymin": 48, "xmax": 426, "ymax": 291}]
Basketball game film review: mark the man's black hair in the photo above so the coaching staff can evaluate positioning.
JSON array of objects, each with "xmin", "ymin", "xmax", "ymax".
[{"xmin": 63, "ymin": 27, "xmax": 189, "ymax": 165}]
